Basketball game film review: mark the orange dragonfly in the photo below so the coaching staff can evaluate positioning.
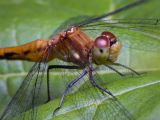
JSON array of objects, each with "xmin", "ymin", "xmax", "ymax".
[{"xmin": 0, "ymin": 0, "xmax": 160, "ymax": 120}]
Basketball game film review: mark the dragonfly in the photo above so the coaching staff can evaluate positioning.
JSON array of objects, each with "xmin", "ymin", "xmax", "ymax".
[{"xmin": 0, "ymin": 0, "xmax": 160, "ymax": 119}]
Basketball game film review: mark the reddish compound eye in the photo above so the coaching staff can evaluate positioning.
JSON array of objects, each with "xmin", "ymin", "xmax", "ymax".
[
  {"xmin": 101, "ymin": 32, "xmax": 116, "ymax": 40},
  {"xmin": 95, "ymin": 36, "xmax": 109, "ymax": 48},
  {"xmin": 101, "ymin": 32, "xmax": 117, "ymax": 46}
]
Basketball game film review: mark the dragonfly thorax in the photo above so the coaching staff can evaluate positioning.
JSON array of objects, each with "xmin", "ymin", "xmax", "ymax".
[{"xmin": 93, "ymin": 32, "xmax": 121, "ymax": 65}]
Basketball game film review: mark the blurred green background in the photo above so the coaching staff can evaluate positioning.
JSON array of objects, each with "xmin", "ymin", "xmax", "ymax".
[{"xmin": 0, "ymin": 0, "xmax": 160, "ymax": 119}]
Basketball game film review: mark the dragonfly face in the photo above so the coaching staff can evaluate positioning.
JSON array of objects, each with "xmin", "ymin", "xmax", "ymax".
[{"xmin": 93, "ymin": 31, "xmax": 121, "ymax": 65}]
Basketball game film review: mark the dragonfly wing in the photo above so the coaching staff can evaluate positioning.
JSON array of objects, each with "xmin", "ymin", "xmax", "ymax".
[
  {"xmin": 50, "ymin": 0, "xmax": 148, "ymax": 39},
  {"xmin": 49, "ymin": 16, "xmax": 93, "ymax": 38},
  {"xmin": 51, "ymin": 15, "xmax": 160, "ymax": 52},
  {"xmin": 0, "ymin": 50, "xmax": 49, "ymax": 120},
  {"xmin": 80, "ymin": 18, "xmax": 160, "ymax": 52},
  {"xmin": 92, "ymin": 71, "xmax": 134, "ymax": 120}
]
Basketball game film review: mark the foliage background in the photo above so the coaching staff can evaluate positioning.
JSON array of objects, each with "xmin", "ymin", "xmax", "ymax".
[{"xmin": 0, "ymin": 0, "xmax": 160, "ymax": 119}]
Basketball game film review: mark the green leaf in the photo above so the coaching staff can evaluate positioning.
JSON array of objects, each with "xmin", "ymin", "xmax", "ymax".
[
  {"xmin": 35, "ymin": 71, "xmax": 160, "ymax": 120},
  {"xmin": 0, "ymin": 0, "xmax": 160, "ymax": 119}
]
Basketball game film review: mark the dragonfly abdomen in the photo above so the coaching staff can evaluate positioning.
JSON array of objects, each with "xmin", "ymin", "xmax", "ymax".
[{"xmin": 0, "ymin": 39, "xmax": 49, "ymax": 62}]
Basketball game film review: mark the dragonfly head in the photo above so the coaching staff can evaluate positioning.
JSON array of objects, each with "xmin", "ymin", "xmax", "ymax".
[{"xmin": 93, "ymin": 32, "xmax": 121, "ymax": 65}]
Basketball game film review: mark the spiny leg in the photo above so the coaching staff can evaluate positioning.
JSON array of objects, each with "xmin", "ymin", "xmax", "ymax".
[
  {"xmin": 47, "ymin": 65, "xmax": 80, "ymax": 102},
  {"xmin": 105, "ymin": 65, "xmax": 125, "ymax": 76},
  {"xmin": 53, "ymin": 69, "xmax": 88, "ymax": 116},
  {"xmin": 113, "ymin": 63, "xmax": 141, "ymax": 75},
  {"xmin": 89, "ymin": 65, "xmax": 113, "ymax": 96}
]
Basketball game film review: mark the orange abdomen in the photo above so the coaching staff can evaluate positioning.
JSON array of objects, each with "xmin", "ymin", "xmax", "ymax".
[{"xmin": 0, "ymin": 39, "xmax": 51, "ymax": 62}]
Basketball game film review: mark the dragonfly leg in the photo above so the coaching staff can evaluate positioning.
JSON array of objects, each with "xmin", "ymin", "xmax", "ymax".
[
  {"xmin": 53, "ymin": 69, "xmax": 88, "ymax": 116},
  {"xmin": 89, "ymin": 64, "xmax": 114, "ymax": 97},
  {"xmin": 105, "ymin": 65, "xmax": 125, "ymax": 76},
  {"xmin": 47, "ymin": 65, "xmax": 80, "ymax": 102},
  {"xmin": 113, "ymin": 63, "xmax": 141, "ymax": 75}
]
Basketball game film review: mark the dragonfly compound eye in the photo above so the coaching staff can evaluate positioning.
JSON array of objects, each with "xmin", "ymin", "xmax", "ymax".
[
  {"xmin": 101, "ymin": 31, "xmax": 117, "ymax": 47},
  {"xmin": 95, "ymin": 36, "xmax": 109, "ymax": 48}
]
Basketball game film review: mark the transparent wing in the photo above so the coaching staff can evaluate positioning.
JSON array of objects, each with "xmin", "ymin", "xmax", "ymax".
[
  {"xmin": 82, "ymin": 18, "xmax": 160, "ymax": 34},
  {"xmin": 51, "ymin": 15, "xmax": 160, "ymax": 52},
  {"xmin": 49, "ymin": 16, "xmax": 92, "ymax": 38},
  {"xmin": 49, "ymin": 0, "xmax": 160, "ymax": 52},
  {"xmin": 50, "ymin": 0, "xmax": 151, "ymax": 38},
  {"xmin": 0, "ymin": 49, "xmax": 49, "ymax": 120},
  {"xmin": 92, "ymin": 71, "xmax": 134, "ymax": 120},
  {"xmin": 0, "ymin": 47, "xmax": 87, "ymax": 120},
  {"xmin": 81, "ymin": 18, "xmax": 160, "ymax": 52}
]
